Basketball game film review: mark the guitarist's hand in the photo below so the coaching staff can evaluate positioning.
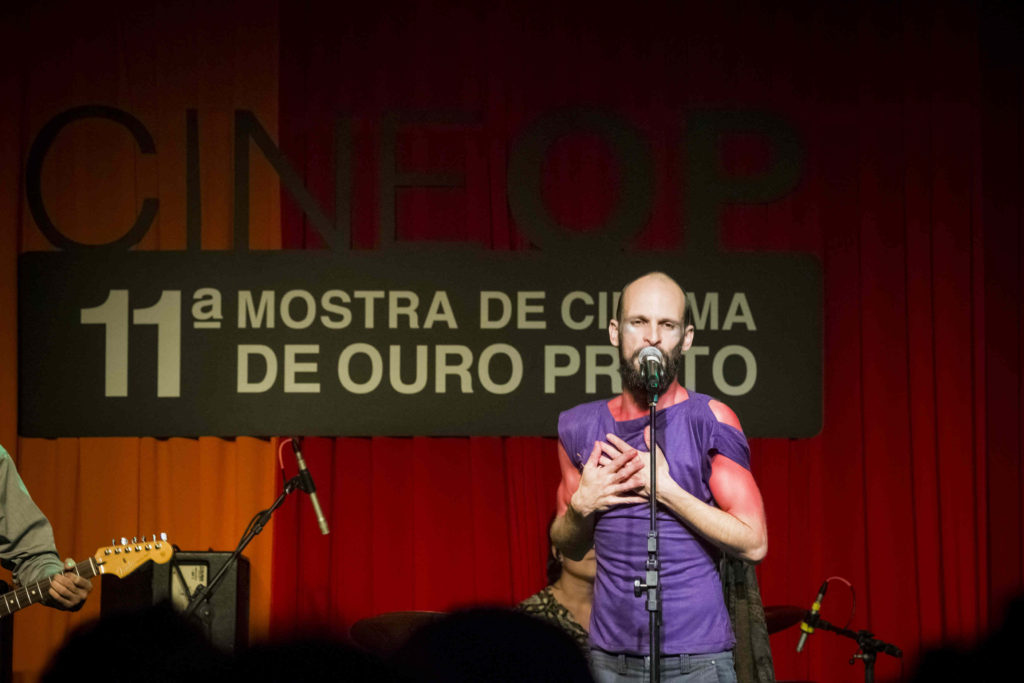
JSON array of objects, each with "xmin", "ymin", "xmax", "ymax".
[{"xmin": 48, "ymin": 558, "xmax": 92, "ymax": 611}]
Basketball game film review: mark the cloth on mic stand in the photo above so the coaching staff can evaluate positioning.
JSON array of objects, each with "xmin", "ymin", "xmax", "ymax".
[{"xmin": 721, "ymin": 555, "xmax": 776, "ymax": 683}]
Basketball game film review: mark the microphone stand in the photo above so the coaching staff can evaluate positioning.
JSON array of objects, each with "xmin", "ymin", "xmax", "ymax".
[
  {"xmin": 800, "ymin": 611, "xmax": 902, "ymax": 683},
  {"xmin": 183, "ymin": 471, "xmax": 309, "ymax": 632},
  {"xmin": 633, "ymin": 387, "xmax": 661, "ymax": 682}
]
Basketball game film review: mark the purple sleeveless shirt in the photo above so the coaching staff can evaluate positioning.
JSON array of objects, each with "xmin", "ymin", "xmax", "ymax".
[{"xmin": 558, "ymin": 392, "xmax": 751, "ymax": 655}]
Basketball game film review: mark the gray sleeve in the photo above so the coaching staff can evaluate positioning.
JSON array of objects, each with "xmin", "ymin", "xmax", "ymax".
[{"xmin": 0, "ymin": 446, "xmax": 63, "ymax": 585}]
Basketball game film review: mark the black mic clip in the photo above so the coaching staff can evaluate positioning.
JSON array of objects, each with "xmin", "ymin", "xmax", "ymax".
[{"xmin": 291, "ymin": 437, "xmax": 317, "ymax": 496}]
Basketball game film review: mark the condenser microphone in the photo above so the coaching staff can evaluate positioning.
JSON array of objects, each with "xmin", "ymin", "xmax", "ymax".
[
  {"xmin": 638, "ymin": 346, "xmax": 665, "ymax": 394},
  {"xmin": 796, "ymin": 580, "xmax": 828, "ymax": 653},
  {"xmin": 291, "ymin": 437, "xmax": 330, "ymax": 535}
]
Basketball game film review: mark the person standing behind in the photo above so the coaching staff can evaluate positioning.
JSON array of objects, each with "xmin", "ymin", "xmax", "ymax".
[{"xmin": 518, "ymin": 519, "xmax": 597, "ymax": 653}]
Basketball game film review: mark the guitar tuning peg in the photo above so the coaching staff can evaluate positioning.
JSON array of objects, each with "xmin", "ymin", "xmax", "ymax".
[
  {"xmin": 160, "ymin": 532, "xmax": 167, "ymax": 542},
  {"xmin": 132, "ymin": 537, "xmax": 138, "ymax": 543},
  {"xmin": 111, "ymin": 539, "xmax": 116, "ymax": 546},
  {"xmin": 120, "ymin": 537, "xmax": 128, "ymax": 546}
]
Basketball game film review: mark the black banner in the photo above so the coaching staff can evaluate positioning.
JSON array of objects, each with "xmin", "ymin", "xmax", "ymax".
[{"xmin": 19, "ymin": 249, "xmax": 821, "ymax": 438}]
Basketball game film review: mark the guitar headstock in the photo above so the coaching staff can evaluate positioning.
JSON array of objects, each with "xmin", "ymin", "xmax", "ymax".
[{"xmin": 93, "ymin": 534, "xmax": 173, "ymax": 578}]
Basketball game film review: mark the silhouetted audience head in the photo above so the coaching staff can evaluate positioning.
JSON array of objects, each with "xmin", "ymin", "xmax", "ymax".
[
  {"xmin": 396, "ymin": 607, "xmax": 593, "ymax": 682},
  {"xmin": 43, "ymin": 603, "xmax": 396, "ymax": 682},
  {"xmin": 912, "ymin": 594, "xmax": 1024, "ymax": 682},
  {"xmin": 43, "ymin": 602, "xmax": 594, "ymax": 682},
  {"xmin": 236, "ymin": 636, "xmax": 398, "ymax": 682},
  {"xmin": 41, "ymin": 603, "xmax": 229, "ymax": 683}
]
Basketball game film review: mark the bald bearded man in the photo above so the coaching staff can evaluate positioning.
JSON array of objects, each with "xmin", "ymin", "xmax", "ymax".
[{"xmin": 551, "ymin": 272, "xmax": 767, "ymax": 683}]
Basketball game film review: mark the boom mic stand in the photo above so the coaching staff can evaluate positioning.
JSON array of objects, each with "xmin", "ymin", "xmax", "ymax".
[
  {"xmin": 801, "ymin": 611, "xmax": 902, "ymax": 683},
  {"xmin": 184, "ymin": 468, "xmax": 312, "ymax": 628},
  {"xmin": 633, "ymin": 385, "xmax": 661, "ymax": 683}
]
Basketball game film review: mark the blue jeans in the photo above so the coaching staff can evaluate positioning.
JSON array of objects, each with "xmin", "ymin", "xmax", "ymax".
[{"xmin": 590, "ymin": 648, "xmax": 737, "ymax": 683}]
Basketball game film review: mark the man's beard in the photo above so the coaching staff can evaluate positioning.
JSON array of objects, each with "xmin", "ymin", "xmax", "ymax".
[{"xmin": 618, "ymin": 340, "xmax": 683, "ymax": 397}]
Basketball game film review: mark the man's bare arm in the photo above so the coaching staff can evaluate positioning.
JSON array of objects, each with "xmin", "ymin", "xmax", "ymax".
[
  {"xmin": 654, "ymin": 452, "xmax": 766, "ymax": 563},
  {"xmin": 551, "ymin": 440, "xmax": 645, "ymax": 561},
  {"xmin": 551, "ymin": 442, "xmax": 592, "ymax": 561}
]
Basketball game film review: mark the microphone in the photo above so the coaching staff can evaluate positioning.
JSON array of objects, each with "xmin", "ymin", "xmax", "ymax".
[
  {"xmin": 638, "ymin": 346, "xmax": 665, "ymax": 394},
  {"xmin": 291, "ymin": 437, "xmax": 330, "ymax": 535},
  {"xmin": 796, "ymin": 580, "xmax": 828, "ymax": 653}
]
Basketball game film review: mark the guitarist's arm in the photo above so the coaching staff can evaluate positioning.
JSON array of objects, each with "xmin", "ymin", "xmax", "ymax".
[
  {"xmin": 45, "ymin": 560, "xmax": 92, "ymax": 611},
  {"xmin": 0, "ymin": 446, "xmax": 91, "ymax": 610}
]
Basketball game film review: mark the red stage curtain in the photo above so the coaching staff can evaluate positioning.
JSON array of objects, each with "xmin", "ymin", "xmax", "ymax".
[
  {"xmin": 269, "ymin": 437, "xmax": 559, "ymax": 635},
  {"xmin": 1, "ymin": 3, "xmax": 1020, "ymax": 683},
  {"xmin": 270, "ymin": 3, "xmax": 1024, "ymax": 683}
]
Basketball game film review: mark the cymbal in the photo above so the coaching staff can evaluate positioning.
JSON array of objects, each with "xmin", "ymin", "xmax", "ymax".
[
  {"xmin": 349, "ymin": 610, "xmax": 445, "ymax": 655},
  {"xmin": 764, "ymin": 605, "xmax": 806, "ymax": 634}
]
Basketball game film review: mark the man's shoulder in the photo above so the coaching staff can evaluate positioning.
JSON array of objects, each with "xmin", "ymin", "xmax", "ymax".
[
  {"xmin": 558, "ymin": 397, "xmax": 610, "ymax": 422},
  {"xmin": 682, "ymin": 389, "xmax": 714, "ymax": 405},
  {"xmin": 0, "ymin": 446, "xmax": 12, "ymax": 477},
  {"xmin": 558, "ymin": 398, "xmax": 611, "ymax": 435},
  {"xmin": 680, "ymin": 392, "xmax": 744, "ymax": 432},
  {"xmin": 675, "ymin": 391, "xmax": 721, "ymax": 421},
  {"xmin": 557, "ymin": 398, "xmax": 609, "ymax": 452},
  {"xmin": 665, "ymin": 391, "xmax": 726, "ymax": 442}
]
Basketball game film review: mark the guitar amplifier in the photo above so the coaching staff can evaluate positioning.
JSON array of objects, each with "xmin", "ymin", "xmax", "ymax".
[{"xmin": 100, "ymin": 551, "xmax": 249, "ymax": 652}]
